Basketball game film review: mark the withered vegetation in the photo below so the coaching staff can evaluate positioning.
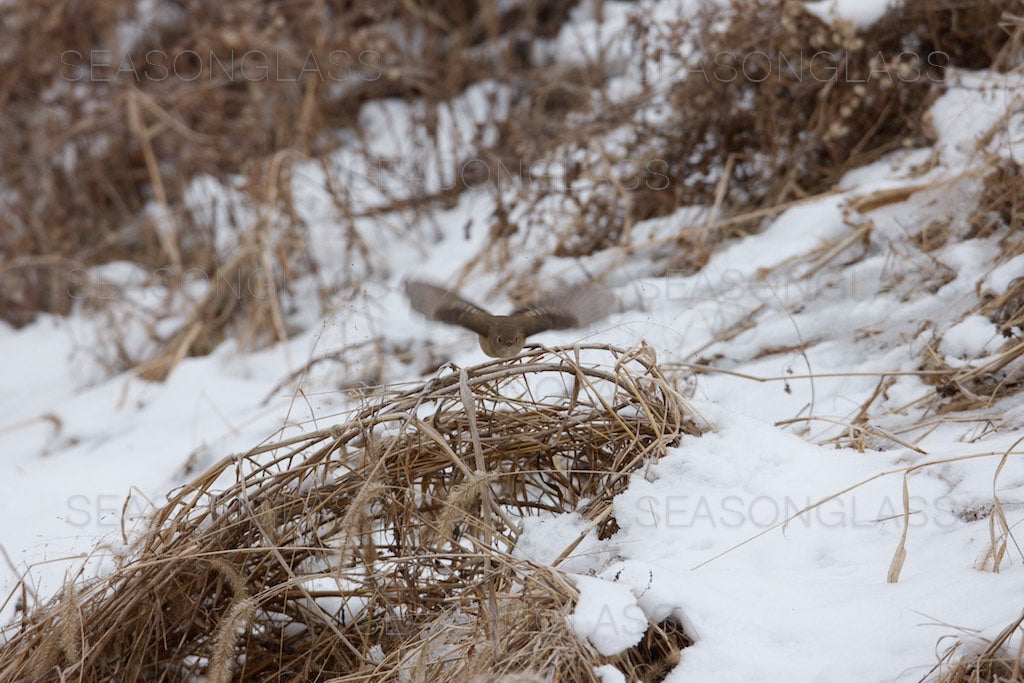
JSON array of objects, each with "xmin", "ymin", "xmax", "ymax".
[
  {"xmin": 932, "ymin": 610, "xmax": 1024, "ymax": 683},
  {"xmin": 488, "ymin": 0, "xmax": 1021, "ymax": 273},
  {"xmin": 0, "ymin": 345, "xmax": 702, "ymax": 680},
  {"xmin": 4, "ymin": 0, "xmax": 1020, "ymax": 352}
]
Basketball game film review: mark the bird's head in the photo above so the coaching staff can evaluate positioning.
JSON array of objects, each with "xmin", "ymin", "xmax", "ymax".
[
  {"xmin": 496, "ymin": 333, "xmax": 521, "ymax": 350},
  {"xmin": 484, "ymin": 321, "xmax": 524, "ymax": 358}
]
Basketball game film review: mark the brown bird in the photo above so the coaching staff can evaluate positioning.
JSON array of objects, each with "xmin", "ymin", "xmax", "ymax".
[{"xmin": 404, "ymin": 278, "xmax": 612, "ymax": 358}]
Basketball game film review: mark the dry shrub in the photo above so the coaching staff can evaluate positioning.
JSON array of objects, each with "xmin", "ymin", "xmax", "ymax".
[
  {"xmin": 654, "ymin": 1, "xmax": 936, "ymax": 204},
  {"xmin": 871, "ymin": 0, "xmax": 1022, "ymax": 71},
  {"xmin": 980, "ymin": 160, "xmax": 1024, "ymax": 337},
  {"xmin": 0, "ymin": 344, "xmax": 703, "ymax": 680},
  {"xmin": 933, "ymin": 610, "xmax": 1024, "ymax": 682},
  {"xmin": 669, "ymin": 0, "xmax": 1020, "ymax": 208}
]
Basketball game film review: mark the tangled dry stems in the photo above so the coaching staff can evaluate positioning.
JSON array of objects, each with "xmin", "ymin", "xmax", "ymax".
[
  {"xmin": 934, "ymin": 610, "xmax": 1024, "ymax": 683},
  {"xmin": 0, "ymin": 344, "xmax": 701, "ymax": 680}
]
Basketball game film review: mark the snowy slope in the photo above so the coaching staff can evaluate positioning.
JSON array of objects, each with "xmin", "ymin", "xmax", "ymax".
[{"xmin": 3, "ymin": 2, "xmax": 1024, "ymax": 680}]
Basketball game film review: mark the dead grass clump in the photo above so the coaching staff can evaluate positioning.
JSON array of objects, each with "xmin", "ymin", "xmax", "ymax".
[
  {"xmin": 932, "ymin": 610, "xmax": 1024, "ymax": 682},
  {"xmin": 911, "ymin": 219, "xmax": 953, "ymax": 253},
  {"xmin": 990, "ymin": 276, "xmax": 1024, "ymax": 335},
  {"xmin": 918, "ymin": 336, "xmax": 1024, "ymax": 414},
  {"xmin": 914, "ymin": 154, "xmax": 1024, "ymax": 410},
  {"xmin": 0, "ymin": 344, "xmax": 703, "ymax": 680},
  {"xmin": 969, "ymin": 159, "xmax": 1024, "ymax": 251}
]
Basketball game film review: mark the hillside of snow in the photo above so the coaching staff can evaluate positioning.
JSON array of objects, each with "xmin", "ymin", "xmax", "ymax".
[{"xmin": 2, "ymin": 0, "xmax": 1023, "ymax": 680}]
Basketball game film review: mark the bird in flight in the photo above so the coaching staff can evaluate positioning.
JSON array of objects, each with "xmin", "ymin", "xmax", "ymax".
[{"xmin": 404, "ymin": 278, "xmax": 612, "ymax": 358}]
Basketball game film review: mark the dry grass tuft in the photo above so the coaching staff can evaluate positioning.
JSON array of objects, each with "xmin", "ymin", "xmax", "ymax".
[
  {"xmin": 990, "ymin": 276, "xmax": 1024, "ymax": 336},
  {"xmin": 934, "ymin": 610, "xmax": 1024, "ymax": 682},
  {"xmin": 972, "ymin": 159, "xmax": 1024, "ymax": 256},
  {"xmin": 0, "ymin": 344, "xmax": 701, "ymax": 680},
  {"xmin": 916, "ymin": 335, "xmax": 1024, "ymax": 414},
  {"xmin": 913, "ymin": 155, "xmax": 1024, "ymax": 413}
]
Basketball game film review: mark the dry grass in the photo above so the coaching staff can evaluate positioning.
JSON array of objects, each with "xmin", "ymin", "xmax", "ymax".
[
  {"xmin": 917, "ymin": 336, "xmax": 1024, "ymax": 415},
  {"xmin": 0, "ymin": 344, "xmax": 702, "ymax": 680},
  {"xmin": 933, "ymin": 610, "xmax": 1024, "ymax": 682},
  {"xmin": 451, "ymin": 0, "xmax": 1022, "ymax": 296},
  {"xmin": 6, "ymin": 0, "xmax": 1019, "ymax": 343},
  {"xmin": 910, "ymin": 158, "xmax": 1024, "ymax": 414},
  {"xmin": 1, "ymin": 0, "xmax": 1018, "ymax": 393},
  {"xmin": 0, "ymin": 0, "xmax": 576, "ymax": 333},
  {"xmin": 975, "ymin": 159, "xmax": 1024, "ymax": 259}
]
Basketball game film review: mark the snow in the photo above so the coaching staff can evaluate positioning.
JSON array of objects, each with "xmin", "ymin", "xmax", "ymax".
[
  {"xmin": 514, "ymin": 512, "xmax": 615, "ymax": 574},
  {"xmin": 607, "ymin": 409, "xmax": 1024, "ymax": 681},
  {"xmin": 593, "ymin": 663, "xmax": 628, "ymax": 683},
  {"xmin": 940, "ymin": 315, "xmax": 1003, "ymax": 359},
  {"xmin": 568, "ymin": 575, "xmax": 646, "ymax": 656},
  {"xmin": 804, "ymin": 0, "xmax": 894, "ymax": 29},
  {"xmin": 985, "ymin": 254, "xmax": 1024, "ymax": 294},
  {"xmin": 3, "ymin": 2, "xmax": 1024, "ymax": 681}
]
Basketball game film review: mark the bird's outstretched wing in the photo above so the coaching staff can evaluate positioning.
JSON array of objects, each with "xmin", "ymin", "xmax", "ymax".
[
  {"xmin": 404, "ymin": 280, "xmax": 494, "ymax": 336},
  {"xmin": 512, "ymin": 281, "xmax": 612, "ymax": 336}
]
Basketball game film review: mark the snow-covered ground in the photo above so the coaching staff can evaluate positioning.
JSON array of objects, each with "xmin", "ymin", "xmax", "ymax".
[{"xmin": 3, "ymin": 1, "xmax": 1024, "ymax": 680}]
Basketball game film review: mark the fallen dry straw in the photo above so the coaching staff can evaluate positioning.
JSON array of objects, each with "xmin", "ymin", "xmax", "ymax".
[
  {"xmin": 933, "ymin": 609, "xmax": 1024, "ymax": 682},
  {"xmin": 0, "ymin": 343, "xmax": 701, "ymax": 681}
]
